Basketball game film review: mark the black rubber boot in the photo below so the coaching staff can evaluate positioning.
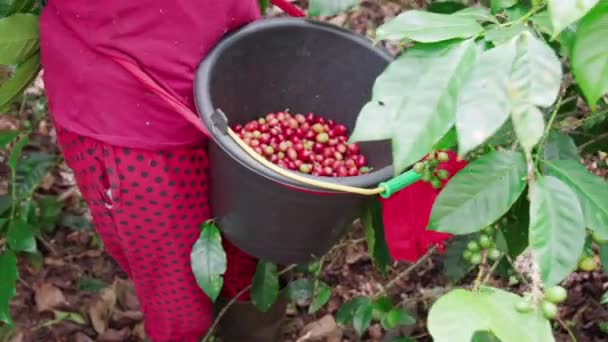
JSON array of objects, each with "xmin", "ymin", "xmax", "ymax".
[{"xmin": 214, "ymin": 295, "xmax": 287, "ymax": 342}]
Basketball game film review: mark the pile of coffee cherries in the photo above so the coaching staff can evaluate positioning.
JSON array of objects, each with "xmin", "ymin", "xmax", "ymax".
[{"xmin": 232, "ymin": 111, "xmax": 371, "ymax": 177}]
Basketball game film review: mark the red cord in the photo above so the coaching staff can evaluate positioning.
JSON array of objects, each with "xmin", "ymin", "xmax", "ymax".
[
  {"xmin": 110, "ymin": 56, "xmax": 211, "ymax": 137},
  {"xmin": 269, "ymin": 0, "xmax": 306, "ymax": 17}
]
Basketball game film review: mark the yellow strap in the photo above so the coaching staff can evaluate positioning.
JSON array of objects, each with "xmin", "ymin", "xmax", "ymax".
[{"xmin": 227, "ymin": 128, "xmax": 384, "ymax": 195}]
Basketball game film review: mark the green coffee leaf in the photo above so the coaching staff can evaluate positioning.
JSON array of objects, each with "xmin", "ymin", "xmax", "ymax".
[
  {"xmin": 15, "ymin": 152, "xmax": 57, "ymax": 200},
  {"xmin": 7, "ymin": 216, "xmax": 36, "ymax": 252},
  {"xmin": 336, "ymin": 296, "xmax": 371, "ymax": 326},
  {"xmin": 251, "ymin": 260, "xmax": 279, "ymax": 312},
  {"xmin": 542, "ymin": 132, "xmax": 579, "ymax": 162},
  {"xmin": 351, "ymin": 39, "xmax": 478, "ymax": 174},
  {"xmin": 0, "ymin": 130, "xmax": 18, "ymax": 148},
  {"xmin": 7, "ymin": 134, "xmax": 27, "ymax": 170},
  {"xmin": 529, "ymin": 175, "xmax": 586, "ymax": 286},
  {"xmin": 353, "ymin": 299, "xmax": 373, "ymax": 336},
  {"xmin": 601, "ymin": 244, "xmax": 608, "ymax": 274},
  {"xmin": 308, "ymin": 0, "xmax": 358, "ymax": 17},
  {"xmin": 531, "ymin": 11, "xmax": 577, "ymax": 57},
  {"xmin": 544, "ymin": 159, "xmax": 608, "ymax": 241},
  {"xmin": 190, "ymin": 222, "xmax": 226, "ymax": 302},
  {"xmin": 0, "ymin": 14, "xmax": 39, "ymax": 65},
  {"xmin": 571, "ymin": 1, "xmax": 608, "ymax": 110},
  {"xmin": 60, "ymin": 214, "xmax": 92, "ymax": 230},
  {"xmin": 491, "ymin": 0, "xmax": 518, "ymax": 13},
  {"xmin": 601, "ymin": 290, "xmax": 608, "ymax": 305},
  {"xmin": 456, "ymin": 41, "xmax": 516, "ymax": 155},
  {"xmin": 0, "ymin": 195, "xmax": 9, "ymax": 217},
  {"xmin": 505, "ymin": 3, "xmax": 530, "ymax": 20},
  {"xmin": 362, "ymin": 198, "xmax": 391, "ymax": 276},
  {"xmin": 372, "ymin": 296, "xmax": 392, "ymax": 320},
  {"xmin": 286, "ymin": 278, "xmax": 314, "ymax": 302},
  {"xmin": 258, "ymin": 0, "xmax": 269, "ymax": 14},
  {"xmin": 434, "ymin": 127, "xmax": 457, "ymax": 150},
  {"xmin": 485, "ymin": 23, "xmax": 529, "ymax": 45},
  {"xmin": 442, "ymin": 235, "xmax": 476, "ymax": 283},
  {"xmin": 512, "ymin": 106, "xmax": 546, "ymax": 154},
  {"xmin": 376, "ymin": 10, "xmax": 483, "ymax": 42},
  {"xmin": 38, "ymin": 197, "xmax": 64, "ymax": 233},
  {"xmin": 429, "ymin": 151, "xmax": 527, "ymax": 234},
  {"xmin": 0, "ymin": 250, "xmax": 17, "ymax": 325},
  {"xmin": 381, "ymin": 308, "xmax": 416, "ymax": 330},
  {"xmin": 0, "ymin": 52, "xmax": 40, "ymax": 111},
  {"xmin": 499, "ymin": 197, "xmax": 530, "ymax": 257},
  {"xmin": 508, "ymin": 31, "xmax": 562, "ymax": 151},
  {"xmin": 453, "ymin": 6, "xmax": 498, "ymax": 23},
  {"xmin": 548, "ymin": 0, "xmax": 598, "ymax": 37},
  {"xmin": 77, "ymin": 277, "xmax": 109, "ymax": 293},
  {"xmin": 308, "ymin": 281, "xmax": 331, "ymax": 314},
  {"xmin": 427, "ymin": 1, "xmax": 467, "ymax": 14},
  {"xmin": 472, "ymin": 331, "xmax": 502, "ymax": 342},
  {"xmin": 428, "ymin": 287, "xmax": 553, "ymax": 342}
]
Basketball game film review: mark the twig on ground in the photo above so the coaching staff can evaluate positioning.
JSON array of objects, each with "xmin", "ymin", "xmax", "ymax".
[
  {"xmin": 557, "ymin": 317, "xmax": 578, "ymax": 342},
  {"xmin": 36, "ymin": 235, "xmax": 58, "ymax": 256},
  {"xmin": 376, "ymin": 247, "xmax": 436, "ymax": 298}
]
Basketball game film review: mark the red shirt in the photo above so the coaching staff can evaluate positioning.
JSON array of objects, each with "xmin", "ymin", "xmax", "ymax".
[{"xmin": 40, "ymin": 0, "xmax": 260, "ymax": 149}]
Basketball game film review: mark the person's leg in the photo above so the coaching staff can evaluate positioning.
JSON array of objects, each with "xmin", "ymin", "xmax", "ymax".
[
  {"xmin": 56, "ymin": 126, "xmax": 259, "ymax": 341},
  {"xmin": 56, "ymin": 127, "xmax": 132, "ymax": 276}
]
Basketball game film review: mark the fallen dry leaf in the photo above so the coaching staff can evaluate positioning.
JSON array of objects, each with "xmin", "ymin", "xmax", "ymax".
[
  {"xmin": 34, "ymin": 283, "xmax": 67, "ymax": 312},
  {"xmin": 97, "ymin": 328, "xmax": 130, "ymax": 342},
  {"xmin": 133, "ymin": 322, "xmax": 146, "ymax": 340},
  {"xmin": 88, "ymin": 287, "xmax": 117, "ymax": 334},
  {"xmin": 345, "ymin": 244, "xmax": 368, "ymax": 265},
  {"xmin": 39, "ymin": 172, "xmax": 56, "ymax": 191},
  {"xmin": 113, "ymin": 278, "xmax": 140, "ymax": 311},
  {"xmin": 299, "ymin": 315, "xmax": 341, "ymax": 341},
  {"xmin": 44, "ymin": 257, "xmax": 65, "ymax": 267},
  {"xmin": 111, "ymin": 310, "xmax": 144, "ymax": 328},
  {"xmin": 8, "ymin": 330, "xmax": 24, "ymax": 342},
  {"xmin": 73, "ymin": 332, "xmax": 94, "ymax": 342}
]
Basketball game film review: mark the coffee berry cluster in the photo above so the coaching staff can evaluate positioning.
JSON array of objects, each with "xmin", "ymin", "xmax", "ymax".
[
  {"xmin": 233, "ymin": 111, "xmax": 371, "ymax": 177},
  {"xmin": 462, "ymin": 226, "xmax": 502, "ymax": 265},
  {"xmin": 412, "ymin": 151, "xmax": 450, "ymax": 189}
]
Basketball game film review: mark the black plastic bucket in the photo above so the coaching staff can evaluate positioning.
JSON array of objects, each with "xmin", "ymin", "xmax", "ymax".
[{"xmin": 194, "ymin": 18, "xmax": 394, "ymax": 265}]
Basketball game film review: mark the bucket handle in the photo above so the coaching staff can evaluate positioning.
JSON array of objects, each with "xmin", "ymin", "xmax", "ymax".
[
  {"xmin": 110, "ymin": 55, "xmax": 420, "ymax": 198},
  {"xmin": 107, "ymin": 9, "xmax": 422, "ymax": 197}
]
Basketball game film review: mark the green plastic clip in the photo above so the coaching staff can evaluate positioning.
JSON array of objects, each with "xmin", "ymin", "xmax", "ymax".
[{"xmin": 378, "ymin": 169, "xmax": 421, "ymax": 199}]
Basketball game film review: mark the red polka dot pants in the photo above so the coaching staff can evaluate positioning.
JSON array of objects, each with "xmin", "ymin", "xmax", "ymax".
[{"xmin": 55, "ymin": 126, "xmax": 257, "ymax": 342}]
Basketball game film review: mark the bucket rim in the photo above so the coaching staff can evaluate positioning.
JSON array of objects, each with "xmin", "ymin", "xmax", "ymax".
[{"xmin": 194, "ymin": 17, "xmax": 394, "ymax": 192}]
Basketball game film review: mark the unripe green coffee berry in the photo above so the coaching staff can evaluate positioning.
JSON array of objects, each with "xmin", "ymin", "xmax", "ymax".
[
  {"xmin": 437, "ymin": 151, "xmax": 449, "ymax": 162},
  {"xmin": 541, "ymin": 300, "xmax": 558, "ymax": 319},
  {"xmin": 470, "ymin": 253, "xmax": 482, "ymax": 265},
  {"xmin": 487, "ymin": 248, "xmax": 501, "ymax": 261},
  {"xmin": 413, "ymin": 162, "xmax": 425, "ymax": 174},
  {"xmin": 421, "ymin": 172, "xmax": 432, "ymax": 182},
  {"xmin": 544, "ymin": 286, "xmax": 567, "ymax": 304},
  {"xmin": 578, "ymin": 257, "xmax": 597, "ymax": 272},
  {"xmin": 428, "ymin": 159, "xmax": 439, "ymax": 168},
  {"xmin": 483, "ymin": 226, "xmax": 494, "ymax": 235},
  {"xmin": 479, "ymin": 235, "xmax": 492, "ymax": 249},
  {"xmin": 463, "ymin": 250, "xmax": 472, "ymax": 261},
  {"xmin": 431, "ymin": 178, "xmax": 442, "ymax": 189},
  {"xmin": 467, "ymin": 241, "xmax": 480, "ymax": 252},
  {"xmin": 436, "ymin": 169, "xmax": 449, "ymax": 180}
]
